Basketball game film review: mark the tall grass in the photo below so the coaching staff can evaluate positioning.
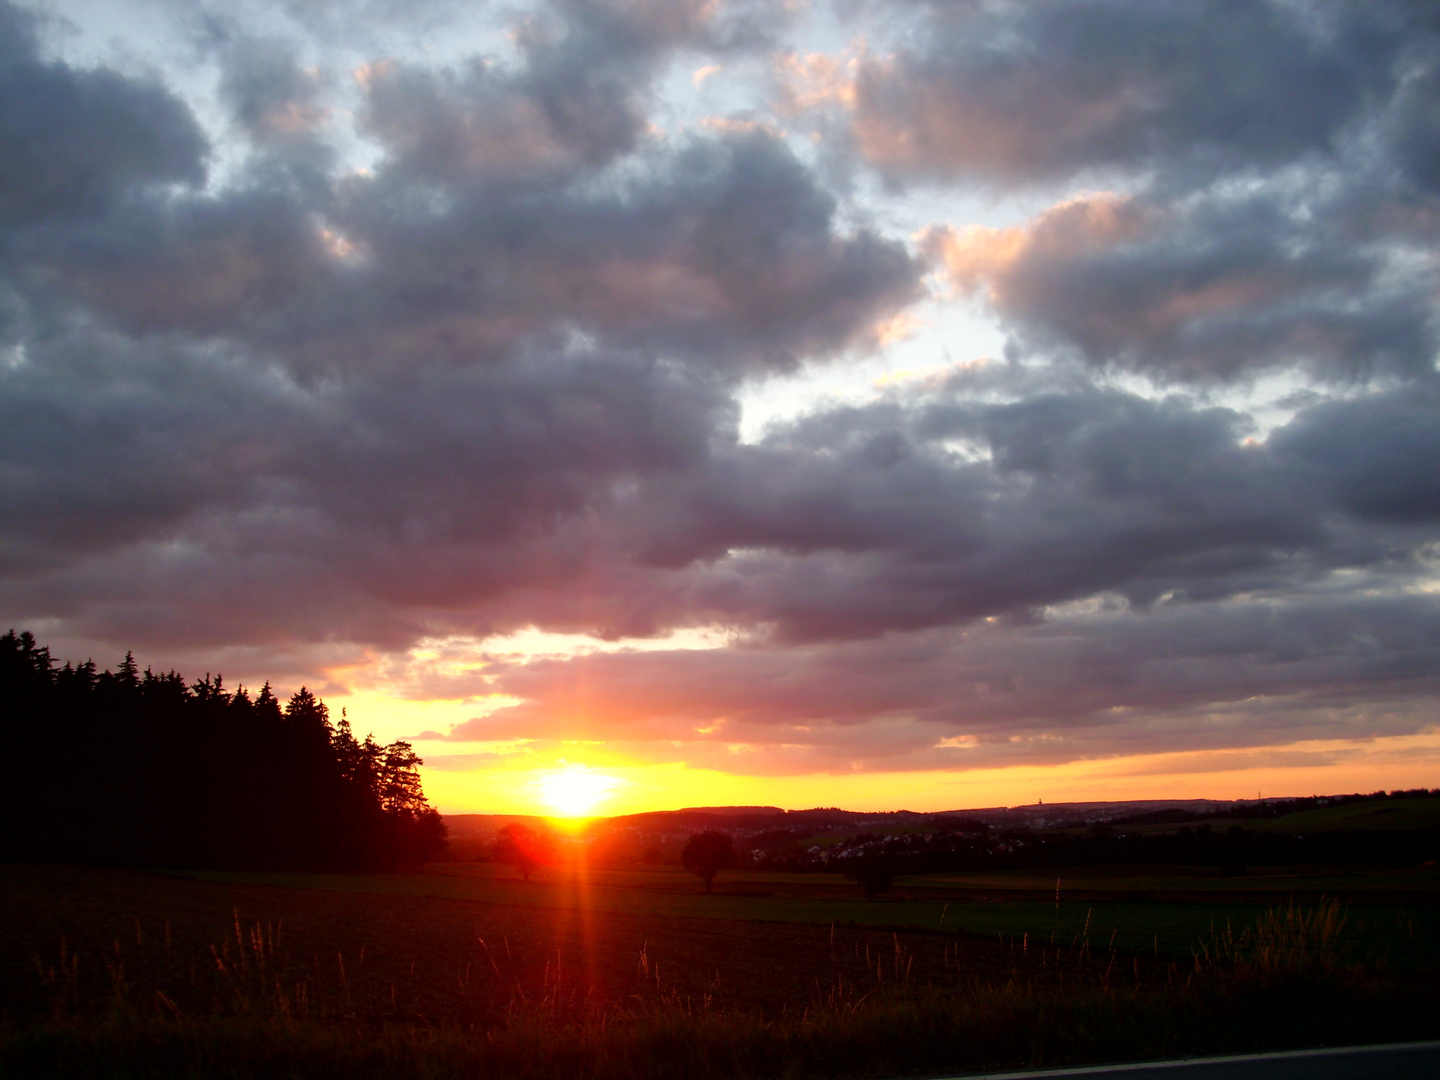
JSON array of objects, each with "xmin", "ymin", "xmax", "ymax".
[
  {"xmin": 4, "ymin": 902, "xmax": 1436, "ymax": 1080},
  {"xmin": 1194, "ymin": 900, "xmax": 1352, "ymax": 979}
]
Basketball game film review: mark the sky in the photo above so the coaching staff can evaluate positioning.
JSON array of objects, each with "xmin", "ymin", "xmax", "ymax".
[{"xmin": 2, "ymin": 0, "xmax": 1438, "ymax": 816}]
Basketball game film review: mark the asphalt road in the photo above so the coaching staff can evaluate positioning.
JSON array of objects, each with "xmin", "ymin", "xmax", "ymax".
[{"xmin": 941, "ymin": 1041, "xmax": 1440, "ymax": 1080}]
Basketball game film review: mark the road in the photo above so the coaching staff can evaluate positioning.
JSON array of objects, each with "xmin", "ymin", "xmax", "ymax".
[{"xmin": 940, "ymin": 1041, "xmax": 1440, "ymax": 1080}]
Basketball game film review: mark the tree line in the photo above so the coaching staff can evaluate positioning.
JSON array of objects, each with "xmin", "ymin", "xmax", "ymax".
[
  {"xmin": 755, "ymin": 818, "xmax": 1440, "ymax": 878},
  {"xmin": 0, "ymin": 630, "xmax": 446, "ymax": 870}
]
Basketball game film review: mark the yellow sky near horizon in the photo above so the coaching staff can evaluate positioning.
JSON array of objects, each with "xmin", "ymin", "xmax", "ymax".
[
  {"xmin": 324, "ymin": 648, "xmax": 1440, "ymax": 819},
  {"xmin": 412, "ymin": 729, "xmax": 1440, "ymax": 817}
]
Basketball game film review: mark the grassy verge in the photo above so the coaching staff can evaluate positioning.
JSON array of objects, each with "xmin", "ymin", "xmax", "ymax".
[
  {"xmin": 4, "ymin": 972, "xmax": 1435, "ymax": 1080},
  {"xmin": 3, "ymin": 902, "xmax": 1437, "ymax": 1080}
]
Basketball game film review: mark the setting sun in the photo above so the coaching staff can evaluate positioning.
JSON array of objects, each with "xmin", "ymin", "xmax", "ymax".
[{"xmin": 536, "ymin": 767, "xmax": 623, "ymax": 818}]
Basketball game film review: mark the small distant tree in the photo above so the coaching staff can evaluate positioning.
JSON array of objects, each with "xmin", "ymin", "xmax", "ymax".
[
  {"xmin": 682, "ymin": 830, "xmax": 736, "ymax": 893},
  {"xmin": 849, "ymin": 853, "xmax": 896, "ymax": 899},
  {"xmin": 493, "ymin": 822, "xmax": 555, "ymax": 881},
  {"xmin": 1221, "ymin": 824, "xmax": 1248, "ymax": 877}
]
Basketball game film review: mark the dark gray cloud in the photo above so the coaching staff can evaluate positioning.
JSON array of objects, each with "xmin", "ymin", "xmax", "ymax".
[
  {"xmin": 1270, "ymin": 384, "xmax": 1440, "ymax": 524},
  {"xmin": 15, "ymin": 128, "xmax": 919, "ymax": 374},
  {"xmin": 441, "ymin": 589, "xmax": 1440, "ymax": 770},
  {"xmin": 352, "ymin": 3, "xmax": 660, "ymax": 182},
  {"xmin": 925, "ymin": 188, "xmax": 1438, "ymax": 381},
  {"xmin": 217, "ymin": 36, "xmax": 333, "ymax": 155},
  {"xmin": 0, "ymin": 330, "xmax": 289, "ymax": 575},
  {"xmin": 0, "ymin": 325, "xmax": 731, "ymax": 647},
  {"xmin": 847, "ymin": 0, "xmax": 1412, "ymax": 186},
  {"xmin": 618, "ymin": 381, "xmax": 1393, "ymax": 642},
  {"xmin": 10, "ymin": 338, "xmax": 1428, "ymax": 663},
  {"xmin": 0, "ymin": 2, "xmax": 207, "ymax": 227},
  {"xmin": 1388, "ymin": 59, "xmax": 1440, "ymax": 194},
  {"xmin": 171, "ymin": 0, "xmax": 787, "ymax": 60},
  {"xmin": 325, "ymin": 130, "xmax": 922, "ymax": 373},
  {"xmin": 5, "ymin": 0, "xmax": 867, "ymax": 376},
  {"xmin": 815, "ymin": 1, "xmax": 1440, "ymax": 383}
]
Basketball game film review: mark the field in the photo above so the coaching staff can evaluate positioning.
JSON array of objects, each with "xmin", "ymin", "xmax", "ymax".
[
  {"xmin": 3, "ymin": 863, "xmax": 1001, "ymax": 1025},
  {"xmin": 1251, "ymin": 797, "xmax": 1440, "ymax": 833},
  {"xmin": 176, "ymin": 858, "xmax": 1440, "ymax": 965},
  {"xmin": 3, "ymin": 860, "xmax": 1438, "ymax": 1078}
]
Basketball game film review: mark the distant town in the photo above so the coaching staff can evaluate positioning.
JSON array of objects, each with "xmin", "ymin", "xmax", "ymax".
[{"xmin": 443, "ymin": 789, "xmax": 1440, "ymax": 874}]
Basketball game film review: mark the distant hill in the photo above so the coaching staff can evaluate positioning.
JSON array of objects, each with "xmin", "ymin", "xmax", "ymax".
[
  {"xmin": 439, "ymin": 790, "xmax": 1439, "ymax": 870},
  {"xmin": 440, "ymin": 790, "xmax": 1438, "ymax": 855},
  {"xmin": 443, "ymin": 813, "xmax": 550, "ymax": 838},
  {"xmin": 1254, "ymin": 796, "xmax": 1440, "ymax": 834},
  {"xmin": 675, "ymin": 806, "xmax": 784, "ymax": 817},
  {"xmin": 440, "ymin": 798, "xmax": 1272, "ymax": 846}
]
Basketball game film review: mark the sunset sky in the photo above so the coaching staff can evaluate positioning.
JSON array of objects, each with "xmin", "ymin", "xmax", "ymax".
[{"xmin": 2, "ymin": 0, "xmax": 1438, "ymax": 816}]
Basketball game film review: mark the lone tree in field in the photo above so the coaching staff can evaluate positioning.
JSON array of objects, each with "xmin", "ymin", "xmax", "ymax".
[
  {"xmin": 848, "ymin": 852, "xmax": 896, "ymax": 899},
  {"xmin": 681, "ymin": 830, "xmax": 736, "ymax": 893},
  {"xmin": 492, "ymin": 822, "xmax": 554, "ymax": 881}
]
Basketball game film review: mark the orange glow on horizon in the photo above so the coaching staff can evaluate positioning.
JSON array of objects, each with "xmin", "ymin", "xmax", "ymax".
[
  {"xmin": 317, "ymin": 684, "xmax": 1439, "ymax": 818},
  {"xmin": 415, "ymin": 731, "xmax": 1440, "ymax": 817}
]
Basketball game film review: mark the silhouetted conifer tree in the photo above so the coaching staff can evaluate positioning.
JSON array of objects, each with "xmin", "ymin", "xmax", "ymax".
[{"xmin": 0, "ymin": 630, "xmax": 446, "ymax": 871}]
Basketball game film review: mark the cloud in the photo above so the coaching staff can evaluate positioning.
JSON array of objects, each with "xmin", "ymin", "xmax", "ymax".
[
  {"xmin": 318, "ymin": 127, "xmax": 922, "ymax": 374},
  {"xmin": 219, "ymin": 36, "xmax": 333, "ymax": 148},
  {"xmin": 0, "ymin": 1, "xmax": 207, "ymax": 227},
  {"xmin": 12, "ymin": 126, "xmax": 920, "ymax": 376},
  {"xmin": 355, "ymin": 45, "xmax": 643, "ymax": 182},
  {"xmin": 844, "ymin": 0, "xmax": 1410, "ymax": 186},
  {"xmin": 923, "ymin": 188, "xmax": 1437, "ymax": 380},
  {"xmin": 354, "ymin": 0, "xmax": 792, "ymax": 180},
  {"xmin": 1270, "ymin": 384, "xmax": 1440, "ymax": 523},
  {"xmin": 437, "ymin": 588, "xmax": 1440, "ymax": 772},
  {"xmin": 760, "ymin": 2, "xmax": 1440, "ymax": 387}
]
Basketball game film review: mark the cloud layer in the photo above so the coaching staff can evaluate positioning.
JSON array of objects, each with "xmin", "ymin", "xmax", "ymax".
[{"xmin": 1, "ymin": 0, "xmax": 1437, "ymax": 785}]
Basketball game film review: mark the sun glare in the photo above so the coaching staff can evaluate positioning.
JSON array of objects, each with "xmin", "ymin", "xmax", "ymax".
[{"xmin": 536, "ymin": 767, "xmax": 623, "ymax": 818}]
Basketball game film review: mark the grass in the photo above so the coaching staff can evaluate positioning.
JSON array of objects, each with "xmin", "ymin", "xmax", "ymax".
[
  {"xmin": 906, "ymin": 863, "xmax": 1440, "ymax": 896},
  {"xmin": 173, "ymin": 860, "xmax": 1440, "ymax": 964},
  {"xmin": 3, "ymin": 864, "xmax": 1437, "ymax": 1079},
  {"xmin": 1195, "ymin": 901, "xmax": 1352, "ymax": 979},
  {"xmin": 7, "ymin": 975, "xmax": 1435, "ymax": 1080},
  {"xmin": 1254, "ymin": 797, "xmax": 1440, "ymax": 833}
]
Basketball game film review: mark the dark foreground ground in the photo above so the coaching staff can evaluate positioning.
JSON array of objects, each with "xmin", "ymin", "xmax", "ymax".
[
  {"xmin": 1, "ymin": 863, "xmax": 1036, "ymax": 1022},
  {"xmin": 2, "ymin": 863, "xmax": 1438, "ymax": 1079}
]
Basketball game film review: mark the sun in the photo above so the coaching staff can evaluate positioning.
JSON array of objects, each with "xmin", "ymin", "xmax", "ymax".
[{"xmin": 536, "ymin": 766, "xmax": 623, "ymax": 818}]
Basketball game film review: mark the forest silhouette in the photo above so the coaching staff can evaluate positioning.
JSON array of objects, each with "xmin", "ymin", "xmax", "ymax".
[{"xmin": 0, "ymin": 630, "xmax": 446, "ymax": 870}]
